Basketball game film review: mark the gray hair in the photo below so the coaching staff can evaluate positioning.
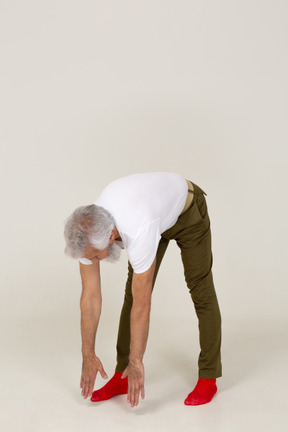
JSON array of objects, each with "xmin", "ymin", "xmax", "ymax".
[{"xmin": 64, "ymin": 205, "xmax": 115, "ymax": 258}]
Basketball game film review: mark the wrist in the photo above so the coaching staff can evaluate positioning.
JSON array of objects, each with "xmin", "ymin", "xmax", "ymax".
[
  {"xmin": 82, "ymin": 351, "xmax": 96, "ymax": 359},
  {"xmin": 129, "ymin": 357, "xmax": 143, "ymax": 367}
]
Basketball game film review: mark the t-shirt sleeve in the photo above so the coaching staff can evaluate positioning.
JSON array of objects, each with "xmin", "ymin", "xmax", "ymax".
[
  {"xmin": 79, "ymin": 257, "xmax": 93, "ymax": 265},
  {"xmin": 127, "ymin": 219, "xmax": 161, "ymax": 274}
]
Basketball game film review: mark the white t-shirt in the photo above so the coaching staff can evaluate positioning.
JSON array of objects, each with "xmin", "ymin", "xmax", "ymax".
[{"xmin": 79, "ymin": 172, "xmax": 188, "ymax": 273}]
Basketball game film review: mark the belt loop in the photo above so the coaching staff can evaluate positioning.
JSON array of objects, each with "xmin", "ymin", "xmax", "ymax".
[{"xmin": 191, "ymin": 181, "xmax": 207, "ymax": 196}]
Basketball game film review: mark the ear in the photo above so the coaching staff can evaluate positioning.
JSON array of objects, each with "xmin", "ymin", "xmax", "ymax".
[{"xmin": 109, "ymin": 229, "xmax": 116, "ymax": 245}]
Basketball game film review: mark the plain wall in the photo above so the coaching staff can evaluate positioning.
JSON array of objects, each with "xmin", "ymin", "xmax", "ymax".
[{"xmin": 1, "ymin": 0, "xmax": 287, "ymax": 336}]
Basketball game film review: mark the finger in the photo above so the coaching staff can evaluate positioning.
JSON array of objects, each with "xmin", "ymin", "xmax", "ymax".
[
  {"xmin": 127, "ymin": 380, "xmax": 131, "ymax": 404},
  {"xmin": 129, "ymin": 389, "xmax": 133, "ymax": 407},
  {"xmin": 130, "ymin": 384, "xmax": 136, "ymax": 408},
  {"xmin": 90, "ymin": 372, "xmax": 97, "ymax": 396},
  {"xmin": 87, "ymin": 381, "xmax": 94, "ymax": 398},
  {"xmin": 141, "ymin": 384, "xmax": 145, "ymax": 400},
  {"xmin": 81, "ymin": 384, "xmax": 86, "ymax": 398},
  {"xmin": 86, "ymin": 381, "xmax": 92, "ymax": 398},
  {"xmin": 134, "ymin": 386, "xmax": 140, "ymax": 407},
  {"xmin": 89, "ymin": 372, "xmax": 97, "ymax": 396},
  {"xmin": 80, "ymin": 376, "xmax": 85, "ymax": 396},
  {"xmin": 130, "ymin": 380, "xmax": 135, "ymax": 407},
  {"xmin": 83, "ymin": 380, "xmax": 90, "ymax": 399},
  {"xmin": 82, "ymin": 382, "xmax": 88, "ymax": 398},
  {"xmin": 122, "ymin": 370, "xmax": 127, "ymax": 379},
  {"xmin": 127, "ymin": 388, "xmax": 130, "ymax": 403},
  {"xmin": 99, "ymin": 366, "xmax": 108, "ymax": 379}
]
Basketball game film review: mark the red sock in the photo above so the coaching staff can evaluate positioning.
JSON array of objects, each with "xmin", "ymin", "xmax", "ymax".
[
  {"xmin": 184, "ymin": 378, "xmax": 217, "ymax": 406},
  {"xmin": 90, "ymin": 372, "xmax": 128, "ymax": 402}
]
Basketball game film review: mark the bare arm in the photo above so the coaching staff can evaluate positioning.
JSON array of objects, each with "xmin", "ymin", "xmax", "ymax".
[
  {"xmin": 122, "ymin": 258, "xmax": 156, "ymax": 407},
  {"xmin": 129, "ymin": 259, "xmax": 155, "ymax": 365},
  {"xmin": 79, "ymin": 261, "xmax": 107, "ymax": 398}
]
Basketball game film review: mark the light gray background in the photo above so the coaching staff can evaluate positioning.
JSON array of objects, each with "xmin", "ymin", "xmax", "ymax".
[{"xmin": 1, "ymin": 1, "xmax": 287, "ymax": 431}]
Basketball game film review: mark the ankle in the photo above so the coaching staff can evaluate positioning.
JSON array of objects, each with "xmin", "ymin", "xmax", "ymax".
[
  {"xmin": 198, "ymin": 378, "xmax": 216, "ymax": 385},
  {"xmin": 113, "ymin": 371, "xmax": 127, "ymax": 380}
]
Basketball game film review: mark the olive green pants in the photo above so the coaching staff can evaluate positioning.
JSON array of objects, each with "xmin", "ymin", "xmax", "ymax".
[{"xmin": 115, "ymin": 182, "xmax": 222, "ymax": 379}]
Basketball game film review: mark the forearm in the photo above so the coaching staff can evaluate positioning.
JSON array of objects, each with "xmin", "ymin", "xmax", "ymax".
[
  {"xmin": 80, "ymin": 299, "xmax": 101, "ymax": 356},
  {"xmin": 123, "ymin": 260, "xmax": 155, "ymax": 408},
  {"xmin": 129, "ymin": 294, "xmax": 151, "ymax": 364}
]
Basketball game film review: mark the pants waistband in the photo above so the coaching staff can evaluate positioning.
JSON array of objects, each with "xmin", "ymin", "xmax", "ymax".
[{"xmin": 180, "ymin": 180, "xmax": 207, "ymax": 216}]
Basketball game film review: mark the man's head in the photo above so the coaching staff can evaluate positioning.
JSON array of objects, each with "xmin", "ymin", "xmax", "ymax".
[{"xmin": 64, "ymin": 204, "xmax": 121, "ymax": 263}]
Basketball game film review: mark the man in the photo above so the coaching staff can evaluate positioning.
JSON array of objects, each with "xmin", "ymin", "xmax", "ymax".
[{"xmin": 64, "ymin": 172, "xmax": 222, "ymax": 408}]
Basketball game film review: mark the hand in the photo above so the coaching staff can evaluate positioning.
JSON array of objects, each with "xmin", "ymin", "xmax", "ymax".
[
  {"xmin": 80, "ymin": 354, "xmax": 107, "ymax": 399},
  {"xmin": 122, "ymin": 361, "xmax": 145, "ymax": 407}
]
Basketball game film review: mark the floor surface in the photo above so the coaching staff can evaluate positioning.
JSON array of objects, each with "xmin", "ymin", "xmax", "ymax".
[{"xmin": 1, "ymin": 314, "xmax": 287, "ymax": 432}]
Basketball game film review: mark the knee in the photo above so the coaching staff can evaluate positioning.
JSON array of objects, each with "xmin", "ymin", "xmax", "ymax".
[{"xmin": 123, "ymin": 290, "xmax": 133, "ymax": 306}]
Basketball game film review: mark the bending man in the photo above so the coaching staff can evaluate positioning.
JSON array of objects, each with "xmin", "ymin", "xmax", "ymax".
[{"xmin": 64, "ymin": 172, "xmax": 222, "ymax": 407}]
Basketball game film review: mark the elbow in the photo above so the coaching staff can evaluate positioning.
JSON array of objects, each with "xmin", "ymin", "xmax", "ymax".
[
  {"xmin": 132, "ymin": 300, "xmax": 152, "ymax": 315},
  {"xmin": 80, "ymin": 294, "xmax": 101, "ymax": 312},
  {"xmin": 80, "ymin": 300, "xmax": 89, "ymax": 313},
  {"xmin": 145, "ymin": 300, "xmax": 152, "ymax": 312}
]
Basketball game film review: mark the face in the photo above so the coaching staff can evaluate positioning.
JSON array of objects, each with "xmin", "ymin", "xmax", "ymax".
[
  {"xmin": 83, "ymin": 244, "xmax": 109, "ymax": 263},
  {"xmin": 82, "ymin": 229, "xmax": 121, "ymax": 264}
]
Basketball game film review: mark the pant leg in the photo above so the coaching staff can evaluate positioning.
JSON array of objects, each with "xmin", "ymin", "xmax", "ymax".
[
  {"xmin": 164, "ymin": 183, "xmax": 222, "ymax": 378},
  {"xmin": 115, "ymin": 237, "xmax": 170, "ymax": 372}
]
